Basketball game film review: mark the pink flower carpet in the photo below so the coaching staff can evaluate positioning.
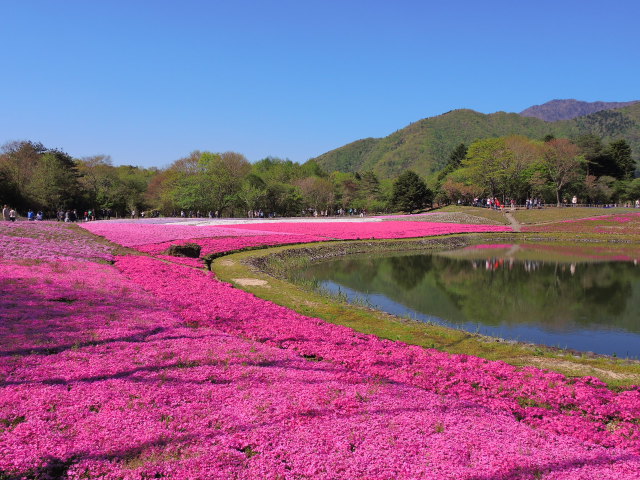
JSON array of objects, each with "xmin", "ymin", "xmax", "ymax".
[{"xmin": 0, "ymin": 218, "xmax": 638, "ymax": 479}]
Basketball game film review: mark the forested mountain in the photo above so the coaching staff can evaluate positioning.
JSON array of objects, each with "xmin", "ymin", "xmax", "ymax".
[
  {"xmin": 520, "ymin": 99, "xmax": 639, "ymax": 122},
  {"xmin": 310, "ymin": 103, "xmax": 640, "ymax": 179}
]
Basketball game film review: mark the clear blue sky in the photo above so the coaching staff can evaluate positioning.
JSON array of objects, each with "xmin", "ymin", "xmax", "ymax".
[{"xmin": 2, "ymin": 0, "xmax": 639, "ymax": 168}]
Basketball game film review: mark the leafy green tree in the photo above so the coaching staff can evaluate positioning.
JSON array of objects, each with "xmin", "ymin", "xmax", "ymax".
[
  {"xmin": 463, "ymin": 138, "xmax": 512, "ymax": 198},
  {"xmin": 300, "ymin": 159, "xmax": 327, "ymax": 178},
  {"xmin": 0, "ymin": 168, "xmax": 18, "ymax": 207},
  {"xmin": 331, "ymin": 171, "xmax": 358, "ymax": 210},
  {"xmin": 295, "ymin": 176, "xmax": 334, "ymax": 212},
  {"xmin": 391, "ymin": 170, "xmax": 432, "ymax": 213},
  {"xmin": 624, "ymin": 178, "xmax": 640, "ymax": 201},
  {"xmin": 437, "ymin": 167, "xmax": 483, "ymax": 205},
  {"xmin": 200, "ymin": 151, "xmax": 251, "ymax": 215},
  {"xmin": 27, "ymin": 151, "xmax": 81, "ymax": 209},
  {"xmin": 0, "ymin": 141, "xmax": 45, "ymax": 209},
  {"xmin": 112, "ymin": 165, "xmax": 155, "ymax": 215},
  {"xmin": 238, "ymin": 181, "xmax": 267, "ymax": 213},
  {"xmin": 0, "ymin": 141, "xmax": 82, "ymax": 211},
  {"xmin": 161, "ymin": 151, "xmax": 250, "ymax": 215},
  {"xmin": 76, "ymin": 155, "xmax": 124, "ymax": 210},
  {"xmin": 1, "ymin": 141, "xmax": 43, "ymax": 194},
  {"xmin": 584, "ymin": 175, "xmax": 616, "ymax": 204},
  {"xmin": 252, "ymin": 157, "xmax": 307, "ymax": 184},
  {"xmin": 165, "ymin": 151, "xmax": 205, "ymax": 211},
  {"xmin": 264, "ymin": 182, "xmax": 303, "ymax": 216}
]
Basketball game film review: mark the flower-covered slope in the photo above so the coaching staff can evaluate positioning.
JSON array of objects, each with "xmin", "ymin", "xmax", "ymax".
[
  {"xmin": 0, "ymin": 221, "xmax": 114, "ymax": 262},
  {"xmin": 80, "ymin": 218, "xmax": 511, "ymax": 249},
  {"xmin": 118, "ymin": 255, "xmax": 640, "ymax": 454},
  {"xmin": 212, "ymin": 220, "xmax": 512, "ymax": 240},
  {"xmin": 1, "ymin": 219, "xmax": 639, "ymax": 479}
]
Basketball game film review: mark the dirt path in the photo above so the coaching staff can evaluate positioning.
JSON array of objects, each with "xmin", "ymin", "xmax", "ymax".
[{"xmin": 504, "ymin": 211, "xmax": 521, "ymax": 232}]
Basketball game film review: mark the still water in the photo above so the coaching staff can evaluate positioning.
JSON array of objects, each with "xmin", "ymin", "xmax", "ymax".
[{"xmin": 296, "ymin": 244, "xmax": 640, "ymax": 357}]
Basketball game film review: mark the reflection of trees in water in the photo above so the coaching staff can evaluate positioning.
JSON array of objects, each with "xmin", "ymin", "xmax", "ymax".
[
  {"xmin": 314, "ymin": 257, "xmax": 381, "ymax": 287},
  {"xmin": 430, "ymin": 257, "xmax": 635, "ymax": 330},
  {"xmin": 579, "ymin": 265, "xmax": 628, "ymax": 315},
  {"xmin": 387, "ymin": 255, "xmax": 433, "ymax": 291},
  {"xmin": 302, "ymin": 252, "xmax": 640, "ymax": 334}
]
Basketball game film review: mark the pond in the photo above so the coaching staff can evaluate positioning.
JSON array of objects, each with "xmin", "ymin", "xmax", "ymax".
[{"xmin": 295, "ymin": 243, "xmax": 640, "ymax": 358}]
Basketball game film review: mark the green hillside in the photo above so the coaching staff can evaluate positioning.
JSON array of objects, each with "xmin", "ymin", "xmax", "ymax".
[{"xmin": 311, "ymin": 104, "xmax": 640, "ymax": 178}]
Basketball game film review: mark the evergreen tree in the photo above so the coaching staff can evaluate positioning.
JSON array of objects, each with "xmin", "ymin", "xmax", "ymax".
[
  {"xmin": 608, "ymin": 139, "xmax": 635, "ymax": 180},
  {"xmin": 447, "ymin": 143, "xmax": 467, "ymax": 169},
  {"xmin": 436, "ymin": 143, "xmax": 467, "ymax": 183},
  {"xmin": 575, "ymin": 134, "xmax": 617, "ymax": 178},
  {"xmin": 391, "ymin": 170, "xmax": 432, "ymax": 213}
]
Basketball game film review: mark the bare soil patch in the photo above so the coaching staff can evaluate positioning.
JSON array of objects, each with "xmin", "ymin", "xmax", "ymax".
[
  {"xmin": 232, "ymin": 277, "xmax": 270, "ymax": 287},
  {"xmin": 525, "ymin": 357, "xmax": 640, "ymax": 383}
]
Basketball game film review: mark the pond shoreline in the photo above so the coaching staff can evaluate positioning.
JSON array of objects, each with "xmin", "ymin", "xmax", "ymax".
[{"xmin": 212, "ymin": 232, "xmax": 640, "ymax": 387}]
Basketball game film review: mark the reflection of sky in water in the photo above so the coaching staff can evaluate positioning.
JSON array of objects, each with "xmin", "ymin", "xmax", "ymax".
[{"xmin": 307, "ymin": 250, "xmax": 640, "ymax": 358}]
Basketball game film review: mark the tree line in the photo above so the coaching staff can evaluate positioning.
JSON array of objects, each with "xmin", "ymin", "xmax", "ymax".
[
  {"xmin": 434, "ymin": 134, "xmax": 639, "ymax": 206},
  {"xmin": 1, "ymin": 134, "xmax": 637, "ymax": 219},
  {"xmin": 0, "ymin": 141, "xmax": 395, "ymax": 218}
]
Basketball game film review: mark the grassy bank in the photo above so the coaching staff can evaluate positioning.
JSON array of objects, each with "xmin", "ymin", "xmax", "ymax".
[
  {"xmin": 435, "ymin": 204, "xmax": 636, "ymax": 225},
  {"xmin": 212, "ymin": 233, "xmax": 640, "ymax": 388}
]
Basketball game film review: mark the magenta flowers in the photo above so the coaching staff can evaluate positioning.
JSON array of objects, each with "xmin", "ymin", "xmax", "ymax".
[{"xmin": 1, "ymin": 219, "xmax": 639, "ymax": 479}]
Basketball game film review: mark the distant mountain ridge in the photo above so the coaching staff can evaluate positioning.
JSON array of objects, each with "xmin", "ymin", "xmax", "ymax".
[
  {"xmin": 520, "ymin": 99, "xmax": 640, "ymax": 122},
  {"xmin": 309, "ymin": 102, "xmax": 640, "ymax": 179}
]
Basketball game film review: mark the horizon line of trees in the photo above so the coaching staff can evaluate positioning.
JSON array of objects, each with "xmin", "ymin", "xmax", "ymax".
[
  {"xmin": 0, "ymin": 141, "xmax": 394, "ymax": 218},
  {"xmin": 434, "ymin": 134, "xmax": 639, "ymax": 207},
  {"xmin": 1, "ymin": 134, "xmax": 638, "ymax": 218}
]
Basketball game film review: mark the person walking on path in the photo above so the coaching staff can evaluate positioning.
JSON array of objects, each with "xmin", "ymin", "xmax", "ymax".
[
  {"xmin": 2, "ymin": 205, "xmax": 10, "ymax": 221},
  {"xmin": 9, "ymin": 208, "xmax": 17, "ymax": 222}
]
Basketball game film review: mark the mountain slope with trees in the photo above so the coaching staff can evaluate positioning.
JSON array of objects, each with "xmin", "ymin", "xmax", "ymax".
[{"xmin": 310, "ymin": 103, "xmax": 640, "ymax": 179}]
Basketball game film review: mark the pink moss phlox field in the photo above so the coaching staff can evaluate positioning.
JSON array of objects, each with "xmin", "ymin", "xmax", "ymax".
[
  {"xmin": 225, "ymin": 220, "xmax": 511, "ymax": 239},
  {"xmin": 117, "ymin": 256, "xmax": 640, "ymax": 456},
  {"xmin": 81, "ymin": 220, "xmax": 510, "ymax": 267},
  {"xmin": 0, "ymin": 222, "xmax": 113, "ymax": 262},
  {"xmin": 4, "ymin": 259, "xmax": 639, "ymax": 478},
  {"xmin": 80, "ymin": 222, "xmax": 283, "ymax": 248},
  {"xmin": 3, "ymin": 220, "xmax": 640, "ymax": 478},
  {"xmin": 136, "ymin": 234, "xmax": 327, "ymax": 257}
]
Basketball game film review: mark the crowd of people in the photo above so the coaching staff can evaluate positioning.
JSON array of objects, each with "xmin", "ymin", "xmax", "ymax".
[
  {"xmin": 463, "ymin": 195, "xmax": 640, "ymax": 210},
  {"xmin": 4, "ymin": 198, "xmax": 639, "ymax": 224},
  {"xmin": 468, "ymin": 197, "xmax": 529, "ymax": 210},
  {"xmin": 54, "ymin": 208, "xmax": 115, "ymax": 222},
  {"xmin": 1, "ymin": 206, "xmax": 118, "ymax": 222}
]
